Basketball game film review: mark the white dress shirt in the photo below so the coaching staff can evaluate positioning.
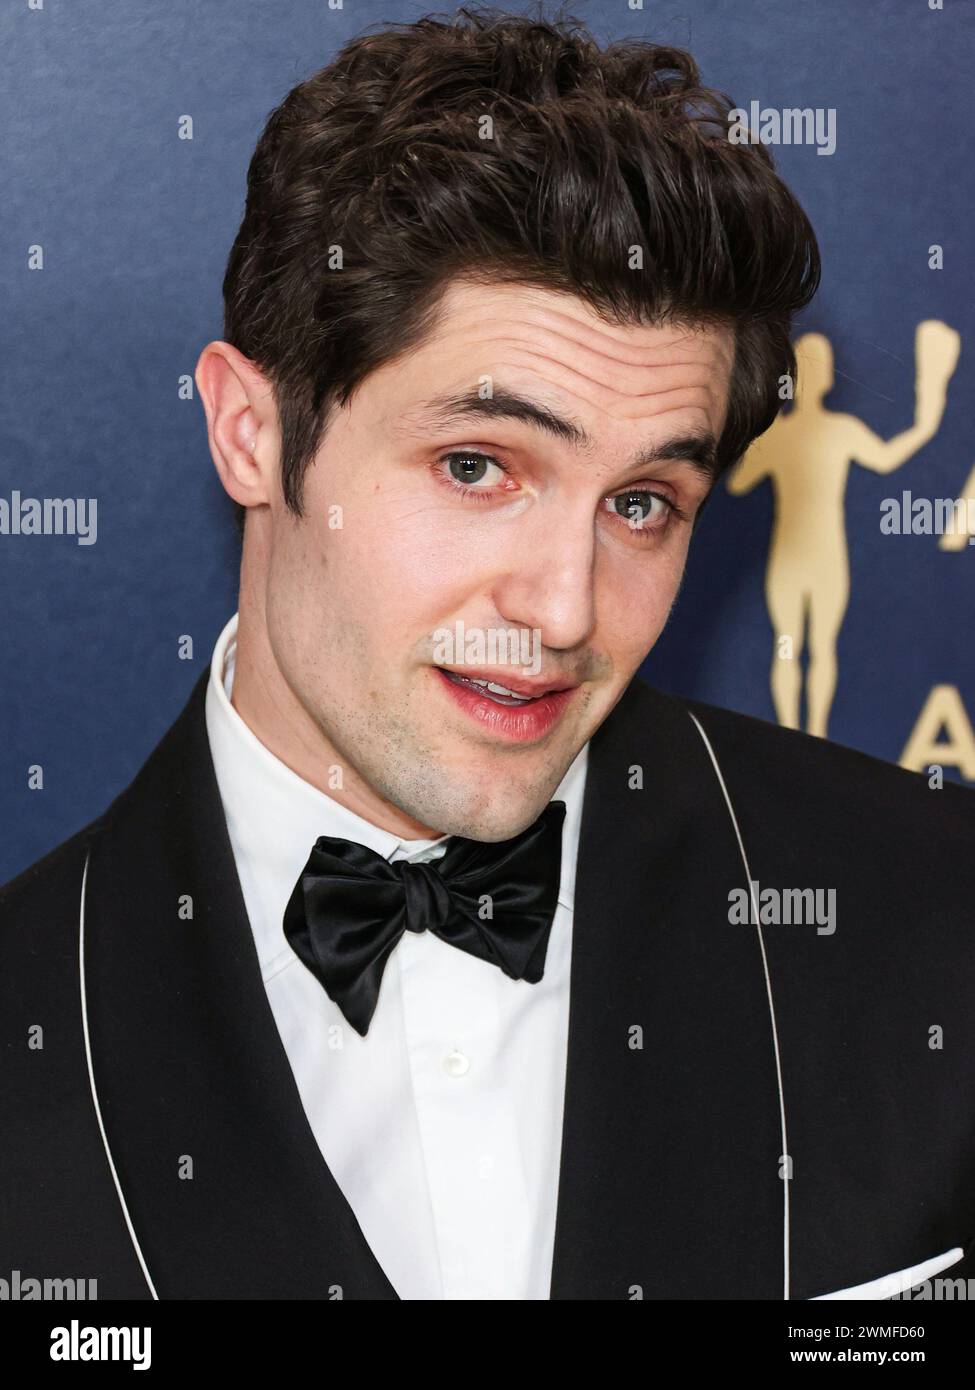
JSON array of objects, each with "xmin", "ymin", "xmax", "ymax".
[{"xmin": 204, "ymin": 614, "xmax": 588, "ymax": 1300}]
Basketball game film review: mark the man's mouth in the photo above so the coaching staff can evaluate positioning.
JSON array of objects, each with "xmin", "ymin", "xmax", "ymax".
[
  {"xmin": 432, "ymin": 666, "xmax": 579, "ymax": 743},
  {"xmin": 435, "ymin": 667, "xmax": 573, "ymax": 706}
]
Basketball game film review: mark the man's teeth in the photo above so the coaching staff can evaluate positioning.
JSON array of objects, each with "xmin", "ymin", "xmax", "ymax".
[
  {"xmin": 444, "ymin": 671, "xmax": 538, "ymax": 703},
  {"xmin": 471, "ymin": 678, "xmax": 524, "ymax": 698}
]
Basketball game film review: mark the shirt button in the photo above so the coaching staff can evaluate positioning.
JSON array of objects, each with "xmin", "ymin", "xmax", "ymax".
[{"xmin": 442, "ymin": 1049, "xmax": 470, "ymax": 1077}]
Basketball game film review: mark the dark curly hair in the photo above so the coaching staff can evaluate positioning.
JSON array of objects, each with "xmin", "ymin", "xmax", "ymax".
[{"xmin": 222, "ymin": 3, "xmax": 820, "ymax": 530}]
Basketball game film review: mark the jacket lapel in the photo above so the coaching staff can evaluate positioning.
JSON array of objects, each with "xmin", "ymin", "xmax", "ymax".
[
  {"xmin": 83, "ymin": 671, "xmax": 399, "ymax": 1299},
  {"xmin": 550, "ymin": 677, "xmax": 786, "ymax": 1299}
]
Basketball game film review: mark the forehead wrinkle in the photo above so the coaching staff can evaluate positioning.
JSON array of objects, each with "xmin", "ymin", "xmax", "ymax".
[
  {"xmin": 435, "ymin": 314, "xmax": 730, "ymax": 379},
  {"xmin": 390, "ymin": 303, "xmax": 730, "ymax": 455},
  {"xmin": 484, "ymin": 348, "xmax": 728, "ymax": 429},
  {"xmin": 471, "ymin": 344, "xmax": 726, "ymax": 415},
  {"xmin": 396, "ymin": 357, "xmax": 724, "ymax": 448},
  {"xmin": 440, "ymin": 285, "xmax": 728, "ymax": 368}
]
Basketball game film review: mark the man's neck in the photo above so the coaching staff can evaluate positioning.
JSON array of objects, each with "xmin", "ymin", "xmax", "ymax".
[{"xmin": 229, "ymin": 606, "xmax": 444, "ymax": 841}]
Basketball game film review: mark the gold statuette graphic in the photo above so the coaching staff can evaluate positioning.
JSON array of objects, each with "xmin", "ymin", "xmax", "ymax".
[{"xmin": 727, "ymin": 320, "xmax": 961, "ymax": 737}]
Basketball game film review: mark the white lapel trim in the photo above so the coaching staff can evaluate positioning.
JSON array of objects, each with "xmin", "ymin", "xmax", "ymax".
[
  {"xmin": 811, "ymin": 1246, "xmax": 965, "ymax": 1299},
  {"xmin": 686, "ymin": 711, "xmax": 791, "ymax": 1301},
  {"xmin": 80, "ymin": 849, "xmax": 159, "ymax": 1300}
]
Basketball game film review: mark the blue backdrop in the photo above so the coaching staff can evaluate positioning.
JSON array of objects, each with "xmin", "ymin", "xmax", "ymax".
[{"xmin": 2, "ymin": 0, "xmax": 972, "ymax": 884}]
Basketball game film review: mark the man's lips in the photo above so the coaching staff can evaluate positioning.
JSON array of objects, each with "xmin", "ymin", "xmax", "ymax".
[
  {"xmin": 434, "ymin": 666, "xmax": 578, "ymax": 702},
  {"xmin": 433, "ymin": 665, "xmax": 577, "ymax": 741}
]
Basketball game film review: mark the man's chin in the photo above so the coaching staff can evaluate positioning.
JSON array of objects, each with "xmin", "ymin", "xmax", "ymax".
[
  {"xmin": 440, "ymin": 807, "xmax": 556, "ymax": 844},
  {"xmin": 395, "ymin": 775, "xmax": 563, "ymax": 844}
]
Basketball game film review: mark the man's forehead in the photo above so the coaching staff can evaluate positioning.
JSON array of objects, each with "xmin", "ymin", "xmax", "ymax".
[
  {"xmin": 374, "ymin": 280, "xmax": 735, "ymax": 452},
  {"xmin": 419, "ymin": 277, "xmax": 733, "ymax": 362},
  {"xmin": 392, "ymin": 351, "xmax": 731, "ymax": 448}
]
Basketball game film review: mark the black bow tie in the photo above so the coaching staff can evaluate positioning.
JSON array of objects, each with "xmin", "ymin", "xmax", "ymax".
[{"xmin": 283, "ymin": 801, "xmax": 567, "ymax": 1037}]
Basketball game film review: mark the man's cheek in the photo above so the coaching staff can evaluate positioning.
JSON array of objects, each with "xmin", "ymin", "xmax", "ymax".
[
  {"xmin": 606, "ymin": 573, "xmax": 667, "ymax": 637},
  {"xmin": 346, "ymin": 516, "xmax": 471, "ymax": 588}
]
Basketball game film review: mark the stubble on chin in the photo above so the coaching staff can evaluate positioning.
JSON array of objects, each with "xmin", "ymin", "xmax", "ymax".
[{"xmin": 387, "ymin": 722, "xmax": 591, "ymax": 842}]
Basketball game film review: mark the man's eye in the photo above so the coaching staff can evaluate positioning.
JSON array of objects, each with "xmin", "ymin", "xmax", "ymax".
[
  {"xmin": 604, "ymin": 490, "xmax": 673, "ymax": 530},
  {"xmin": 441, "ymin": 451, "xmax": 507, "ymax": 487}
]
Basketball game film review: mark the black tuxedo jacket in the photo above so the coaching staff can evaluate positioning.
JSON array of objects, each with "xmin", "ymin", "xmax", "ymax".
[{"xmin": 2, "ymin": 669, "xmax": 974, "ymax": 1300}]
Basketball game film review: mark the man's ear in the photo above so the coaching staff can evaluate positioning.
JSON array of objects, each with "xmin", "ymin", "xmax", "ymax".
[{"xmin": 195, "ymin": 341, "xmax": 280, "ymax": 512}]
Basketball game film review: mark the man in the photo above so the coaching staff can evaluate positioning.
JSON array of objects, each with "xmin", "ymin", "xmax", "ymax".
[{"xmin": 2, "ymin": 8, "xmax": 973, "ymax": 1302}]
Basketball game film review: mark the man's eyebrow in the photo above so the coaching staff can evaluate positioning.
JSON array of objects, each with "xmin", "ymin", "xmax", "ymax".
[{"xmin": 411, "ymin": 387, "xmax": 719, "ymax": 482}]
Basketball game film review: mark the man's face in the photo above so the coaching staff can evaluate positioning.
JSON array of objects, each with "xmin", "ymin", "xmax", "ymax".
[{"xmin": 260, "ymin": 280, "xmax": 733, "ymax": 840}]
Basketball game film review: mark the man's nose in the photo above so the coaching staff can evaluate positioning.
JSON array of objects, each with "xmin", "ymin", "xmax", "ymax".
[{"xmin": 490, "ymin": 505, "xmax": 598, "ymax": 653}]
